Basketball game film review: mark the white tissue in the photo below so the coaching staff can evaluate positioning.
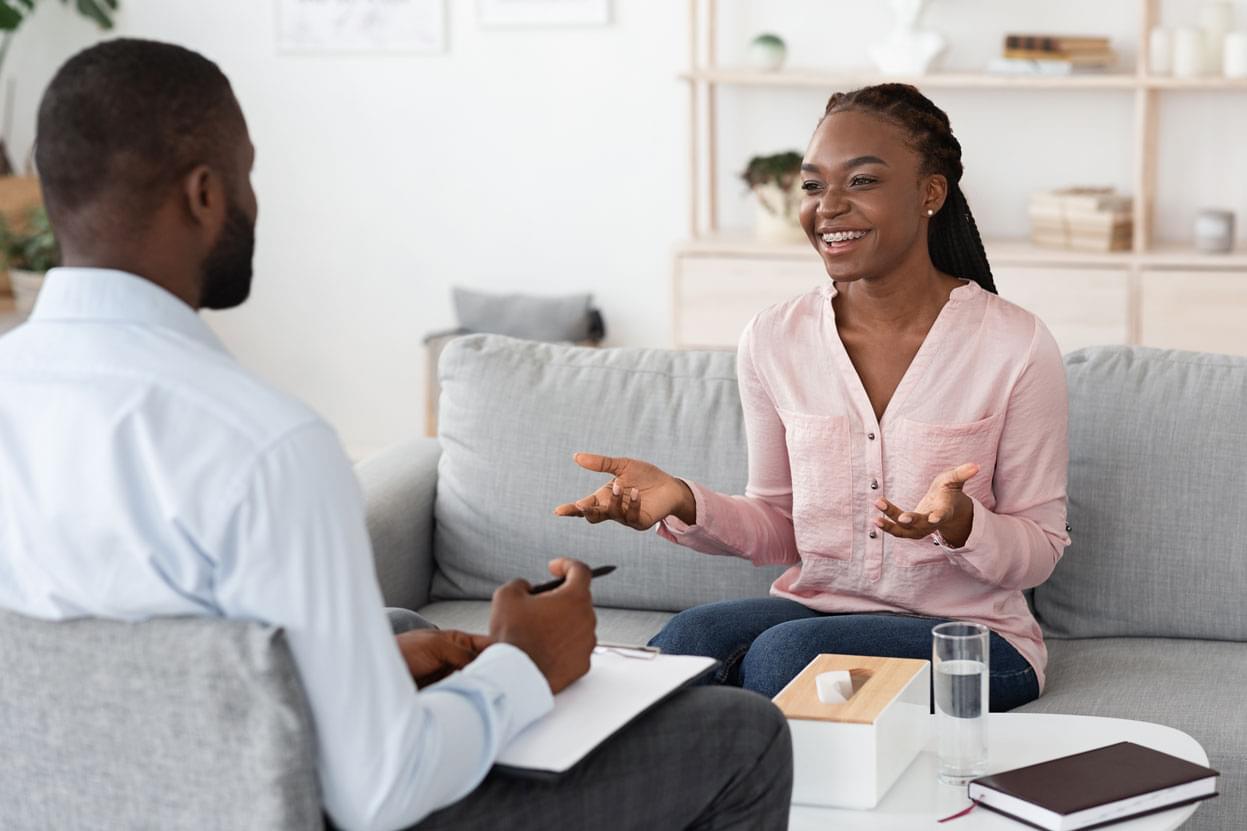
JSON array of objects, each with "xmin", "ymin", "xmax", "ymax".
[{"xmin": 816, "ymin": 670, "xmax": 854, "ymax": 704}]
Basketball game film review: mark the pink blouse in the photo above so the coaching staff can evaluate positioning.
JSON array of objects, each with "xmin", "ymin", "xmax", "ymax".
[{"xmin": 660, "ymin": 280, "xmax": 1070, "ymax": 691}]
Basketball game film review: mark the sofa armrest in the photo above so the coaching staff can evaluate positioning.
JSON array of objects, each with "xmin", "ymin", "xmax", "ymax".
[{"xmin": 356, "ymin": 437, "xmax": 442, "ymax": 611}]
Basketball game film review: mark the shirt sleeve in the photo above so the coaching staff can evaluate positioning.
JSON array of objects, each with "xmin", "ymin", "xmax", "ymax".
[
  {"xmin": 210, "ymin": 423, "xmax": 552, "ymax": 831},
  {"xmin": 658, "ymin": 319, "xmax": 800, "ymax": 567},
  {"xmin": 938, "ymin": 320, "xmax": 1071, "ymax": 590}
]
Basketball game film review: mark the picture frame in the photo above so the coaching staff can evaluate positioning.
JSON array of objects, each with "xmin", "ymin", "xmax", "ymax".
[
  {"xmin": 276, "ymin": 0, "xmax": 447, "ymax": 54},
  {"xmin": 477, "ymin": 0, "xmax": 611, "ymax": 28}
]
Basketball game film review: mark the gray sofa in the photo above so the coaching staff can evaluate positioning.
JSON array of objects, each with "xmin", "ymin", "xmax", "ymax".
[{"xmin": 360, "ymin": 335, "xmax": 1247, "ymax": 831}]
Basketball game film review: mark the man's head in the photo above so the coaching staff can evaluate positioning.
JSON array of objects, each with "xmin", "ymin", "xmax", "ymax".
[{"xmin": 35, "ymin": 39, "xmax": 257, "ymax": 309}]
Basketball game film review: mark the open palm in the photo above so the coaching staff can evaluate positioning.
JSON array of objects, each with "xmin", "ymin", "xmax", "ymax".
[
  {"xmin": 874, "ymin": 462, "xmax": 979, "ymax": 546},
  {"xmin": 553, "ymin": 453, "xmax": 694, "ymax": 531}
]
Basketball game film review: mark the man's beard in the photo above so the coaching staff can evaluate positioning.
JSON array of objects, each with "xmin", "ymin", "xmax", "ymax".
[{"xmin": 199, "ymin": 200, "xmax": 255, "ymax": 310}]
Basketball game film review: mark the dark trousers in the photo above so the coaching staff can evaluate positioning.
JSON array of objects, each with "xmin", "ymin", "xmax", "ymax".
[{"xmin": 387, "ymin": 608, "xmax": 795, "ymax": 830}]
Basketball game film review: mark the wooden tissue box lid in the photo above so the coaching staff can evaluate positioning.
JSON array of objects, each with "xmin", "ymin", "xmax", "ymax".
[{"xmin": 773, "ymin": 654, "xmax": 929, "ymax": 726}]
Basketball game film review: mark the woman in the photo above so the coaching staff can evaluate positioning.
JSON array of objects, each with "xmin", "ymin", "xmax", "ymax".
[{"xmin": 554, "ymin": 84, "xmax": 1068, "ymax": 711}]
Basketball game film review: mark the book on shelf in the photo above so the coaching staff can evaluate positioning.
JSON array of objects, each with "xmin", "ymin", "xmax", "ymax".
[
  {"xmin": 1030, "ymin": 188, "xmax": 1133, "ymax": 214},
  {"xmin": 987, "ymin": 58, "xmax": 1112, "ymax": 76},
  {"xmin": 1005, "ymin": 34, "xmax": 1112, "ymax": 52},
  {"xmin": 1003, "ymin": 48, "xmax": 1117, "ymax": 67},
  {"xmin": 968, "ymin": 741, "xmax": 1219, "ymax": 831}
]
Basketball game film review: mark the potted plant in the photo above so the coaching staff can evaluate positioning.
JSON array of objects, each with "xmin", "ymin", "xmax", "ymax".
[
  {"xmin": 741, "ymin": 150, "xmax": 805, "ymax": 243},
  {"xmin": 2, "ymin": 205, "xmax": 58, "ymax": 316}
]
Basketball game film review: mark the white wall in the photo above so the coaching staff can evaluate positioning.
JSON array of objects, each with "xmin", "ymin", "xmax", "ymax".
[{"xmin": 7, "ymin": 0, "xmax": 1246, "ymax": 455}]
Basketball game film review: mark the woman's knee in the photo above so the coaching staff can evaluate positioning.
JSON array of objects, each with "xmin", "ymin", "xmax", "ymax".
[
  {"xmin": 648, "ymin": 605, "xmax": 727, "ymax": 655},
  {"xmin": 739, "ymin": 624, "xmax": 822, "ymax": 698}
]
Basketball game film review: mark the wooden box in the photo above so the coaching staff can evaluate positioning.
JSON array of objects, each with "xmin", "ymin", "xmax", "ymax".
[{"xmin": 773, "ymin": 654, "xmax": 930, "ymax": 809}]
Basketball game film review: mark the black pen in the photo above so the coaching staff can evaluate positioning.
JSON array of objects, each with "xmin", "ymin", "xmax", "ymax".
[{"xmin": 528, "ymin": 564, "xmax": 616, "ymax": 595}]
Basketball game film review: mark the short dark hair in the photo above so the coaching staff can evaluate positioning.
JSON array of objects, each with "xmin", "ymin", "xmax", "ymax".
[{"xmin": 35, "ymin": 38, "xmax": 244, "ymax": 222}]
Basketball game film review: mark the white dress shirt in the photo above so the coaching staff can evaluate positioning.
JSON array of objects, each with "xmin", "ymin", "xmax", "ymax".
[{"xmin": 0, "ymin": 268, "xmax": 553, "ymax": 831}]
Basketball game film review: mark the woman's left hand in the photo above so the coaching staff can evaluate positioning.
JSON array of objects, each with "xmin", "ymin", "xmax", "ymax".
[{"xmin": 874, "ymin": 463, "xmax": 979, "ymax": 548}]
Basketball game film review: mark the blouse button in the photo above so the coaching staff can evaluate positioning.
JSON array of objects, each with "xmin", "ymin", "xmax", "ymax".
[
  {"xmin": 870, "ymin": 479, "xmax": 879, "ymax": 490},
  {"xmin": 868, "ymin": 432, "xmax": 876, "ymax": 440},
  {"xmin": 869, "ymin": 530, "xmax": 878, "ymax": 539}
]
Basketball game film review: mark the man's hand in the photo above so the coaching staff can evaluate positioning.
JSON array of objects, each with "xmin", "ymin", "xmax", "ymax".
[
  {"xmin": 396, "ymin": 629, "xmax": 494, "ymax": 688},
  {"xmin": 874, "ymin": 463, "xmax": 979, "ymax": 549},
  {"xmin": 488, "ymin": 557, "xmax": 597, "ymax": 694}
]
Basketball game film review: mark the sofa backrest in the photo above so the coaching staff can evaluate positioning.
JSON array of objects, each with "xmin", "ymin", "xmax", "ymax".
[
  {"xmin": 0, "ymin": 612, "xmax": 321, "ymax": 831},
  {"xmin": 1032, "ymin": 346, "xmax": 1247, "ymax": 641},
  {"xmin": 433, "ymin": 335, "xmax": 785, "ymax": 611}
]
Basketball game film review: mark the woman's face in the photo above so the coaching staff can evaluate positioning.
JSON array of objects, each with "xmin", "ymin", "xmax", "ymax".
[{"xmin": 798, "ymin": 109, "xmax": 943, "ymax": 284}]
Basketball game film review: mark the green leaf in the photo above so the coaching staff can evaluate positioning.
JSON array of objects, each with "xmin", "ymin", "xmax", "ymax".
[
  {"xmin": 68, "ymin": 0, "xmax": 115, "ymax": 29},
  {"xmin": 0, "ymin": 3, "xmax": 24, "ymax": 30}
]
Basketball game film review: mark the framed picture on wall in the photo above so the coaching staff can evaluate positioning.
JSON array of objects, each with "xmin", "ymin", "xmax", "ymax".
[
  {"xmin": 276, "ymin": 0, "xmax": 447, "ymax": 54},
  {"xmin": 477, "ymin": 0, "xmax": 611, "ymax": 28}
]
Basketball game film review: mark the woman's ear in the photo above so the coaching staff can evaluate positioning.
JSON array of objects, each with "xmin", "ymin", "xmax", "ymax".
[{"xmin": 923, "ymin": 173, "xmax": 948, "ymax": 216}]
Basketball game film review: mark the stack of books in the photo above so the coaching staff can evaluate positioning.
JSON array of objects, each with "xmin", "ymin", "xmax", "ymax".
[
  {"xmin": 989, "ymin": 33, "xmax": 1117, "ymax": 75},
  {"xmin": 1030, "ymin": 188, "xmax": 1133, "ymax": 252}
]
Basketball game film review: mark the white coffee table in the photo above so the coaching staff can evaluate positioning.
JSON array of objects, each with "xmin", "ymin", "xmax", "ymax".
[{"xmin": 789, "ymin": 713, "xmax": 1210, "ymax": 831}]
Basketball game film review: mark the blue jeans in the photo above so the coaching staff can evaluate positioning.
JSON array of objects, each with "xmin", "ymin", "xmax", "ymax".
[{"xmin": 648, "ymin": 597, "xmax": 1040, "ymax": 711}]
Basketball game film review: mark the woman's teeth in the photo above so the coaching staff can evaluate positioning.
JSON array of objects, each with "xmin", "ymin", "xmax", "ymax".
[{"xmin": 821, "ymin": 230, "xmax": 868, "ymax": 243}]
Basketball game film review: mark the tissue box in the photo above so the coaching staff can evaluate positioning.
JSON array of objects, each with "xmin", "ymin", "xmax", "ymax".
[{"xmin": 773, "ymin": 654, "xmax": 930, "ymax": 809}]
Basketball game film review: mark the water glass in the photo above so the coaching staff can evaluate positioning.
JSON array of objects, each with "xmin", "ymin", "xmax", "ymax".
[{"xmin": 933, "ymin": 622, "xmax": 990, "ymax": 785}]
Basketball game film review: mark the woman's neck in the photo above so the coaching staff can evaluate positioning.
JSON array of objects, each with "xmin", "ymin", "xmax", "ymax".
[{"xmin": 833, "ymin": 260, "xmax": 960, "ymax": 334}]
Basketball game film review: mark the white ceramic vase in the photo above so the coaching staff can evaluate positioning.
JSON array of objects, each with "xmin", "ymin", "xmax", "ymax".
[
  {"xmin": 869, "ymin": 0, "xmax": 946, "ymax": 76},
  {"xmin": 10, "ymin": 269, "xmax": 45, "ymax": 318},
  {"xmin": 752, "ymin": 183, "xmax": 805, "ymax": 244}
]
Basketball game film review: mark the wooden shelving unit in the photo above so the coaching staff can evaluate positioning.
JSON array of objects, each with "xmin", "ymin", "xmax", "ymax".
[{"xmin": 675, "ymin": 0, "xmax": 1247, "ymax": 354}]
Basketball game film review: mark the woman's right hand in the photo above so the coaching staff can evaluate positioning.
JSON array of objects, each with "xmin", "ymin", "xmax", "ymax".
[{"xmin": 553, "ymin": 452, "xmax": 697, "ymax": 531}]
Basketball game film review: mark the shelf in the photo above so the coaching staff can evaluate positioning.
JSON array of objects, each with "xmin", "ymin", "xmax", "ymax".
[
  {"xmin": 683, "ymin": 68, "xmax": 1247, "ymax": 93},
  {"xmin": 676, "ymin": 233, "xmax": 1247, "ymax": 271},
  {"xmin": 1145, "ymin": 76, "xmax": 1247, "ymax": 90},
  {"xmin": 683, "ymin": 68, "xmax": 1141, "ymax": 90}
]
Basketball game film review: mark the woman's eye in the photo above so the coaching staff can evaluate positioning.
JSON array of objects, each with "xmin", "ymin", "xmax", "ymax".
[
  {"xmin": 850, "ymin": 176, "xmax": 878, "ymax": 187},
  {"xmin": 801, "ymin": 181, "xmax": 822, "ymax": 192}
]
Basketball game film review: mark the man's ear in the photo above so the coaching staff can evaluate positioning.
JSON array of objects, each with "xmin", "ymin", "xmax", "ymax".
[
  {"xmin": 180, "ymin": 164, "xmax": 227, "ymax": 232},
  {"xmin": 922, "ymin": 173, "xmax": 948, "ymax": 216}
]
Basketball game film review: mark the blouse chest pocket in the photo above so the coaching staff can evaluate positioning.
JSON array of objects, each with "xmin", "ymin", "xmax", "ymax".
[
  {"xmin": 781, "ymin": 411, "xmax": 854, "ymax": 561},
  {"xmin": 885, "ymin": 413, "xmax": 1003, "ymax": 566}
]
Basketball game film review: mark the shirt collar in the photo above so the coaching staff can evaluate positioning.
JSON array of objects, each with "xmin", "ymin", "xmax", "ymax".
[
  {"xmin": 30, "ymin": 268, "xmax": 228, "ymax": 354},
  {"xmin": 819, "ymin": 278, "xmax": 980, "ymax": 302}
]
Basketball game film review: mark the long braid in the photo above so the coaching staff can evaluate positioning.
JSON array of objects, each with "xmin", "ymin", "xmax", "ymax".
[{"xmin": 822, "ymin": 84, "xmax": 997, "ymax": 294}]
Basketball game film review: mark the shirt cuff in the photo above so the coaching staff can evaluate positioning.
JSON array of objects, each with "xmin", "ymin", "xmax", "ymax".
[
  {"xmin": 934, "ymin": 495, "xmax": 987, "ymax": 554},
  {"xmin": 658, "ymin": 479, "xmax": 709, "ymax": 538},
  {"xmin": 461, "ymin": 643, "xmax": 554, "ymax": 743}
]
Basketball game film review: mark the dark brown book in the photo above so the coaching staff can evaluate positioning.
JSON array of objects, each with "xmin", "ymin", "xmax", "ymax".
[{"xmin": 968, "ymin": 742, "xmax": 1218, "ymax": 831}]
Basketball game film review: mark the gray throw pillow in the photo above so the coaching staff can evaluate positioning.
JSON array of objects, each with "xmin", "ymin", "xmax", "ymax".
[{"xmin": 453, "ymin": 287, "xmax": 595, "ymax": 342}]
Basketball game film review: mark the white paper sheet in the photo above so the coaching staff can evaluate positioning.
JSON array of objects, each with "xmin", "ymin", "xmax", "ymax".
[{"xmin": 494, "ymin": 650, "xmax": 717, "ymax": 775}]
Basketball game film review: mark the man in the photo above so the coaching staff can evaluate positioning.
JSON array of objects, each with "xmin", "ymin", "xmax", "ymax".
[{"xmin": 0, "ymin": 39, "xmax": 792, "ymax": 830}]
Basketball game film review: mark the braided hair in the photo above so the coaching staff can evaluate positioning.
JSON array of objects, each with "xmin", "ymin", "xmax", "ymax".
[{"xmin": 822, "ymin": 84, "xmax": 997, "ymax": 294}]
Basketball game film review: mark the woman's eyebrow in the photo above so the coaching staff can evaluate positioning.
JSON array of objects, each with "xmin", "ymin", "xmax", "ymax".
[
  {"xmin": 841, "ymin": 155, "xmax": 888, "ymax": 169},
  {"xmin": 801, "ymin": 155, "xmax": 889, "ymax": 175}
]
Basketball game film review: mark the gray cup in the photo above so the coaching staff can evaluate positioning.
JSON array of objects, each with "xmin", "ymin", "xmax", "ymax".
[{"xmin": 1194, "ymin": 209, "xmax": 1236, "ymax": 253}]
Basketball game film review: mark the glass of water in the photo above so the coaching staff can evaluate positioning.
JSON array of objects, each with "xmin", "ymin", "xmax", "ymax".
[{"xmin": 932, "ymin": 621, "xmax": 990, "ymax": 785}]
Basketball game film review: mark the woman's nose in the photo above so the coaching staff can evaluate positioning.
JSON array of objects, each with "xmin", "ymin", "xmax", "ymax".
[{"xmin": 816, "ymin": 190, "xmax": 850, "ymax": 218}]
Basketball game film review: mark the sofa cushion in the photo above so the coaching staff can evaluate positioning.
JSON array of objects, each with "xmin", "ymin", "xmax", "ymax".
[
  {"xmin": 0, "ymin": 612, "xmax": 321, "ymax": 831},
  {"xmin": 1018, "ymin": 637, "xmax": 1247, "ymax": 831},
  {"xmin": 1033, "ymin": 347, "xmax": 1247, "ymax": 640},
  {"xmin": 433, "ymin": 335, "xmax": 785, "ymax": 611},
  {"xmin": 418, "ymin": 600, "xmax": 675, "ymax": 645}
]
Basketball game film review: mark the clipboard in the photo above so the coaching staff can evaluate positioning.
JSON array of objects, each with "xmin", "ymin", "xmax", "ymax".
[{"xmin": 492, "ymin": 648, "xmax": 718, "ymax": 780}]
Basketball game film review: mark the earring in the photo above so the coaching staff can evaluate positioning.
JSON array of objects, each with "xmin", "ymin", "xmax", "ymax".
[{"xmin": 927, "ymin": 209, "xmax": 934, "ymax": 216}]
